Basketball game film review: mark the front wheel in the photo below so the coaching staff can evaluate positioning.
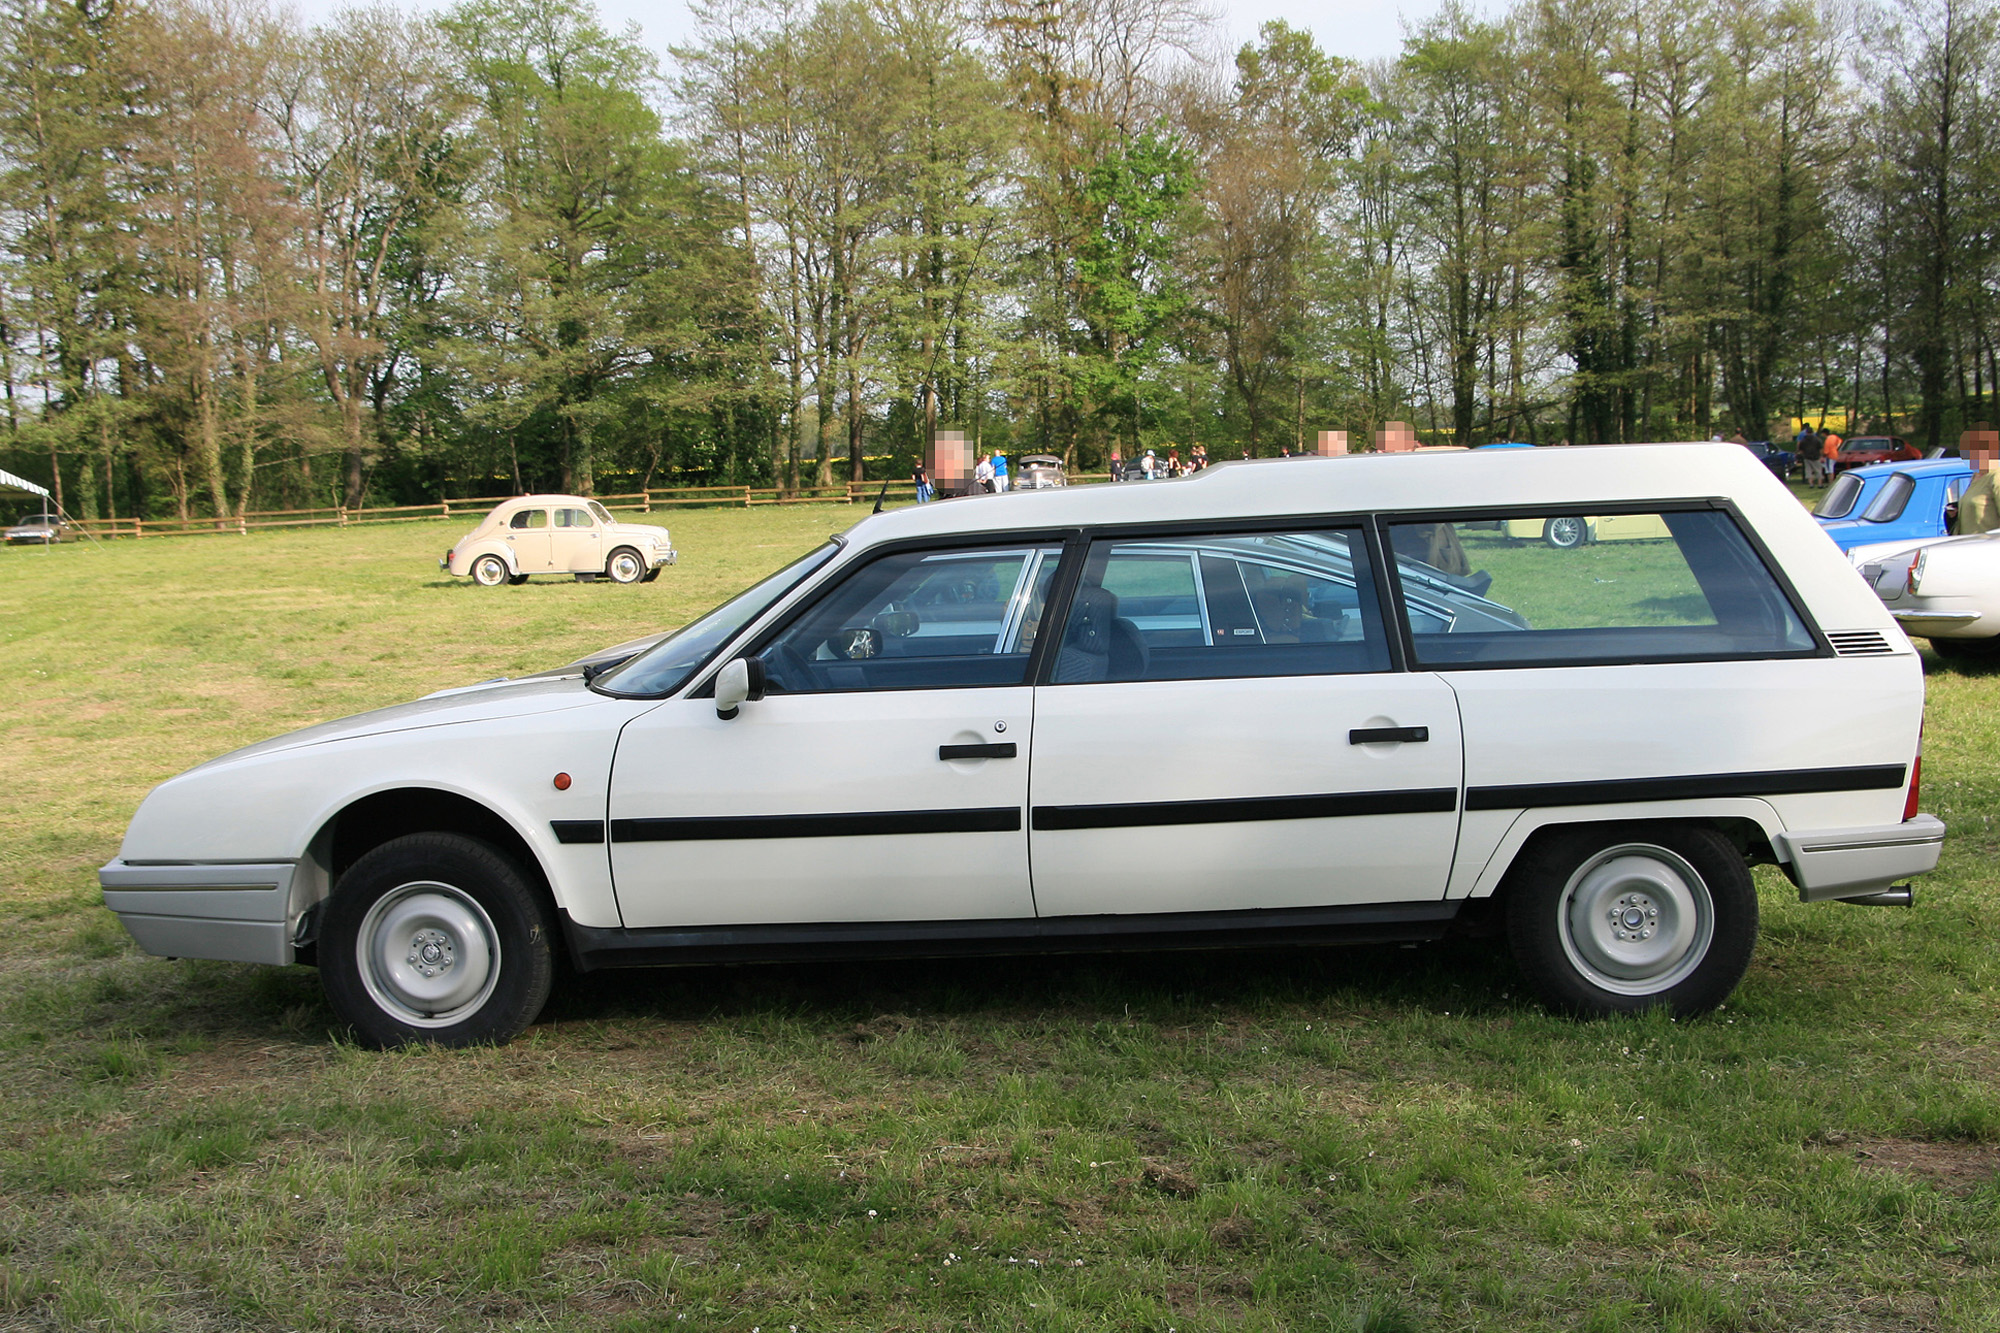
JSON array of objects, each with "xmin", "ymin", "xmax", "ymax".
[
  {"xmin": 471, "ymin": 554, "xmax": 509, "ymax": 587},
  {"xmin": 606, "ymin": 547, "xmax": 646, "ymax": 584},
  {"xmin": 1505, "ymin": 824, "xmax": 1756, "ymax": 1017},
  {"xmin": 1543, "ymin": 516, "xmax": 1589, "ymax": 549},
  {"xmin": 319, "ymin": 833, "xmax": 556, "ymax": 1048}
]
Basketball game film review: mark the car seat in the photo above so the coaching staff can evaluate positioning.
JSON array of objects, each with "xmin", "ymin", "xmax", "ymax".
[{"xmin": 1056, "ymin": 585, "xmax": 1149, "ymax": 683}]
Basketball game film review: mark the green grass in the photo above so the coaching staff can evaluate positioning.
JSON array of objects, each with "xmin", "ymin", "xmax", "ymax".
[{"xmin": 3, "ymin": 505, "xmax": 2000, "ymax": 1331}]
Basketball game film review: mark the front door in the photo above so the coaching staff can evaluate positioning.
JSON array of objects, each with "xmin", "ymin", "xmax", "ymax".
[
  {"xmin": 553, "ymin": 505, "xmax": 605, "ymax": 573},
  {"xmin": 607, "ymin": 542, "xmax": 1062, "ymax": 928},
  {"xmin": 1026, "ymin": 528, "xmax": 1464, "ymax": 918}
]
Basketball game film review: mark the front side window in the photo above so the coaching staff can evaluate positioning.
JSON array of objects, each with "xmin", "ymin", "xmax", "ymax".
[
  {"xmin": 1862, "ymin": 472, "xmax": 1916, "ymax": 523},
  {"xmin": 759, "ymin": 545, "xmax": 1061, "ymax": 693},
  {"xmin": 508, "ymin": 508, "xmax": 548, "ymax": 530},
  {"xmin": 1815, "ymin": 474, "xmax": 1863, "ymax": 518},
  {"xmin": 1050, "ymin": 530, "xmax": 1391, "ymax": 683},
  {"xmin": 1389, "ymin": 510, "xmax": 1814, "ymax": 668},
  {"xmin": 554, "ymin": 508, "xmax": 593, "ymax": 528},
  {"xmin": 593, "ymin": 542, "xmax": 841, "ymax": 696}
]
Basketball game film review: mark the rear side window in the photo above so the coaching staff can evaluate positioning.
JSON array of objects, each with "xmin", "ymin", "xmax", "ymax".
[
  {"xmin": 508, "ymin": 508, "xmax": 548, "ymax": 530},
  {"xmin": 1862, "ymin": 473, "xmax": 1915, "ymax": 522},
  {"xmin": 1387, "ymin": 510, "xmax": 1815, "ymax": 668},
  {"xmin": 1815, "ymin": 474, "xmax": 1863, "ymax": 518},
  {"xmin": 1050, "ymin": 529, "xmax": 1392, "ymax": 683}
]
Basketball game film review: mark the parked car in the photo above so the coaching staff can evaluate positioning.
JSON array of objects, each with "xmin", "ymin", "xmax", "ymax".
[
  {"xmin": 5, "ymin": 509, "xmax": 67, "ymax": 544},
  {"xmin": 1857, "ymin": 528, "xmax": 2000, "ymax": 658},
  {"xmin": 1739, "ymin": 440, "xmax": 1795, "ymax": 479},
  {"xmin": 1016, "ymin": 454, "xmax": 1067, "ymax": 489},
  {"xmin": 1834, "ymin": 435, "xmax": 1922, "ymax": 473},
  {"xmin": 103, "ymin": 444, "xmax": 1941, "ymax": 1047},
  {"xmin": 440, "ymin": 495, "xmax": 676, "ymax": 586},
  {"xmin": 1813, "ymin": 457, "xmax": 1974, "ymax": 556},
  {"xmin": 1502, "ymin": 512, "xmax": 1673, "ymax": 547}
]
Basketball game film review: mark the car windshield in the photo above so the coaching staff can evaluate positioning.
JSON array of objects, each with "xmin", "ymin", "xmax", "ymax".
[
  {"xmin": 1862, "ymin": 472, "xmax": 1916, "ymax": 523},
  {"xmin": 592, "ymin": 541, "xmax": 842, "ymax": 696},
  {"xmin": 588, "ymin": 501, "xmax": 613, "ymax": 524},
  {"xmin": 1815, "ymin": 473, "xmax": 1864, "ymax": 518}
]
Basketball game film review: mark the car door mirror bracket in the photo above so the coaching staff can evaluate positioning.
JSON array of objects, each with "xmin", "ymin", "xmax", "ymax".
[{"xmin": 715, "ymin": 656, "xmax": 767, "ymax": 719}]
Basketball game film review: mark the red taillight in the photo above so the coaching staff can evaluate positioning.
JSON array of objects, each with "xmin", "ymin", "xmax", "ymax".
[{"xmin": 1905, "ymin": 744, "xmax": 1923, "ymax": 821}]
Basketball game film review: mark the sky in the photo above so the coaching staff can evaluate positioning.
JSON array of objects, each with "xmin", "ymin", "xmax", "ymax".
[{"xmin": 284, "ymin": 0, "xmax": 1466, "ymax": 76}]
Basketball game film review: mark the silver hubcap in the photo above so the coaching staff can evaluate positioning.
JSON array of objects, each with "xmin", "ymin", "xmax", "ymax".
[
  {"xmin": 1550, "ymin": 518, "xmax": 1584, "ymax": 546},
  {"xmin": 355, "ymin": 882, "xmax": 500, "ymax": 1027},
  {"xmin": 611, "ymin": 552, "xmax": 640, "ymax": 581},
  {"xmin": 475, "ymin": 559, "xmax": 505, "ymax": 586},
  {"xmin": 1558, "ymin": 843, "xmax": 1713, "ymax": 996}
]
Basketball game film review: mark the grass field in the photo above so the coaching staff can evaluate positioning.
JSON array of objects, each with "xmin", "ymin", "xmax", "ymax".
[{"xmin": 3, "ymin": 504, "xmax": 1999, "ymax": 1332}]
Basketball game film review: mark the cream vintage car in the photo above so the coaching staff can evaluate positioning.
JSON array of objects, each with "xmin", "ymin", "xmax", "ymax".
[
  {"xmin": 441, "ymin": 494, "xmax": 676, "ymax": 586},
  {"xmin": 105, "ymin": 445, "xmax": 1942, "ymax": 1047}
]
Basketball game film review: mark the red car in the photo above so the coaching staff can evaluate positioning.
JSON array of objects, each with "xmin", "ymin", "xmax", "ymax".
[{"xmin": 1834, "ymin": 436, "xmax": 1922, "ymax": 472}]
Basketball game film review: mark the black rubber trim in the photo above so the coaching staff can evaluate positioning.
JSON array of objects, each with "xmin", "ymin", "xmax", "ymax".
[
  {"xmin": 939, "ymin": 742, "xmax": 1018, "ymax": 760},
  {"xmin": 564, "ymin": 900, "xmax": 1462, "ymax": 970},
  {"xmin": 1350, "ymin": 726, "xmax": 1429, "ymax": 744},
  {"xmin": 1031, "ymin": 787, "xmax": 1458, "ymax": 832},
  {"xmin": 551, "ymin": 820, "xmax": 606, "ymax": 845},
  {"xmin": 610, "ymin": 807, "xmax": 1022, "ymax": 842},
  {"xmin": 1464, "ymin": 764, "xmax": 1907, "ymax": 811}
]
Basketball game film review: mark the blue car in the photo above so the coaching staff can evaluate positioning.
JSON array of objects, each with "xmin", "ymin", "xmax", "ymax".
[{"xmin": 1813, "ymin": 456, "xmax": 1974, "ymax": 555}]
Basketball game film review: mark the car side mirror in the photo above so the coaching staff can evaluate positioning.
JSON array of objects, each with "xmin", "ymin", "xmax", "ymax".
[{"xmin": 715, "ymin": 656, "xmax": 766, "ymax": 720}]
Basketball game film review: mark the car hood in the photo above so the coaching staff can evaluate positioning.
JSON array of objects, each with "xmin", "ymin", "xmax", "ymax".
[
  {"xmin": 607, "ymin": 522, "xmax": 670, "ymax": 542},
  {"xmin": 193, "ymin": 674, "xmax": 608, "ymax": 770},
  {"xmin": 1815, "ymin": 518, "xmax": 1879, "ymax": 547}
]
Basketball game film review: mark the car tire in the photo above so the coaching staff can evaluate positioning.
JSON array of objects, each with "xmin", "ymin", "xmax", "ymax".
[
  {"xmin": 508, "ymin": 573, "xmax": 529, "ymax": 586},
  {"xmin": 1504, "ymin": 824, "xmax": 1756, "ymax": 1018},
  {"xmin": 1543, "ymin": 516, "xmax": 1589, "ymax": 549},
  {"xmin": 319, "ymin": 833, "xmax": 556, "ymax": 1049},
  {"xmin": 471, "ymin": 554, "xmax": 510, "ymax": 587},
  {"xmin": 641, "ymin": 566, "xmax": 662, "ymax": 582},
  {"xmin": 606, "ymin": 547, "xmax": 646, "ymax": 584},
  {"xmin": 1928, "ymin": 634, "xmax": 2000, "ymax": 660}
]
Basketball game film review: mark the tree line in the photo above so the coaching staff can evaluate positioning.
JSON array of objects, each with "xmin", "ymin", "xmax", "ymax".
[{"xmin": 2, "ymin": 0, "xmax": 1997, "ymax": 519}]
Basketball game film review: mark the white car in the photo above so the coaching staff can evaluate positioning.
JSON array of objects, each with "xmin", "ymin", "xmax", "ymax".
[
  {"xmin": 1859, "ymin": 531, "xmax": 2000, "ymax": 659},
  {"xmin": 441, "ymin": 494, "xmax": 675, "ymax": 585},
  {"xmin": 102, "ymin": 445, "xmax": 1943, "ymax": 1046}
]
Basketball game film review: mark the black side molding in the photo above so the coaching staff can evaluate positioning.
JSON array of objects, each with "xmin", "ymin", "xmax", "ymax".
[
  {"xmin": 551, "ymin": 820, "xmax": 606, "ymax": 845},
  {"xmin": 609, "ymin": 807, "xmax": 1022, "ymax": 842},
  {"xmin": 1465, "ymin": 764, "xmax": 1907, "ymax": 811},
  {"xmin": 1032, "ymin": 787, "xmax": 1457, "ymax": 832},
  {"xmin": 564, "ymin": 899, "xmax": 1462, "ymax": 971}
]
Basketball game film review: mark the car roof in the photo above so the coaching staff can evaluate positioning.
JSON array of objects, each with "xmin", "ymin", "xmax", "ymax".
[{"xmin": 1846, "ymin": 456, "xmax": 1971, "ymax": 479}]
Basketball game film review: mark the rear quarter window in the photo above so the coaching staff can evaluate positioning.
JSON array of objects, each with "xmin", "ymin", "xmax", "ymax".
[{"xmin": 1388, "ymin": 510, "xmax": 1817, "ymax": 668}]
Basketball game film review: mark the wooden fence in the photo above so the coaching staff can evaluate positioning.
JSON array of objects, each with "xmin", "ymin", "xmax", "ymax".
[{"xmin": 61, "ymin": 475, "xmax": 1111, "ymax": 541}]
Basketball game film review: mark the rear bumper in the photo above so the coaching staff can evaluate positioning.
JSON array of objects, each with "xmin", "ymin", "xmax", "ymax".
[
  {"xmin": 100, "ymin": 860, "xmax": 300, "ymax": 964},
  {"xmin": 1774, "ymin": 815, "xmax": 1945, "ymax": 902}
]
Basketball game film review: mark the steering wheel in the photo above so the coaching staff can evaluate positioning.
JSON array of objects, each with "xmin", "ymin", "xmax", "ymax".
[{"xmin": 763, "ymin": 640, "xmax": 818, "ymax": 693}]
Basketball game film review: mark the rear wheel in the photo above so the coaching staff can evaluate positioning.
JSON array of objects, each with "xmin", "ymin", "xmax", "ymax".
[
  {"xmin": 1928, "ymin": 635, "xmax": 2000, "ymax": 660},
  {"xmin": 1542, "ymin": 516, "xmax": 1589, "ymax": 549},
  {"xmin": 471, "ymin": 554, "xmax": 509, "ymax": 587},
  {"xmin": 320, "ymin": 833, "xmax": 555, "ymax": 1048},
  {"xmin": 1505, "ymin": 824, "xmax": 1756, "ymax": 1017},
  {"xmin": 606, "ymin": 546, "xmax": 646, "ymax": 584}
]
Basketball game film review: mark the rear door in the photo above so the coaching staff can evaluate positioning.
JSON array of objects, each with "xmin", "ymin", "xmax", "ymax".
[{"xmin": 1026, "ymin": 527, "xmax": 1465, "ymax": 918}]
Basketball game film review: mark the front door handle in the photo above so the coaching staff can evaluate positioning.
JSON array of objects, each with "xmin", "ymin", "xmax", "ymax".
[
  {"xmin": 940, "ymin": 743, "xmax": 1017, "ymax": 761},
  {"xmin": 1350, "ymin": 726, "xmax": 1429, "ymax": 745}
]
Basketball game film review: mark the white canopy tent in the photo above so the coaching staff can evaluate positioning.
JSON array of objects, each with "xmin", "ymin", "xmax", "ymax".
[{"xmin": 0, "ymin": 466, "xmax": 51, "ymax": 499}]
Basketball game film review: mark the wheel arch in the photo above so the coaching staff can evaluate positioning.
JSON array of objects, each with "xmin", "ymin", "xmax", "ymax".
[
  {"xmin": 1466, "ymin": 804, "xmax": 1782, "ymax": 908},
  {"xmin": 458, "ymin": 543, "xmax": 518, "ymax": 577},
  {"xmin": 315, "ymin": 787, "xmax": 560, "ymax": 922}
]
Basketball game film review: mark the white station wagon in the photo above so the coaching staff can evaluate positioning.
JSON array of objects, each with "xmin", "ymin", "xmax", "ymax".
[
  {"xmin": 102, "ymin": 445, "xmax": 1944, "ymax": 1046},
  {"xmin": 441, "ymin": 494, "xmax": 676, "ymax": 585}
]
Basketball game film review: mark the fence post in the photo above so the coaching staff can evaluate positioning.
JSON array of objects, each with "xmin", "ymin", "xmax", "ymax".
[{"xmin": 338, "ymin": 506, "xmax": 348, "ymax": 527}]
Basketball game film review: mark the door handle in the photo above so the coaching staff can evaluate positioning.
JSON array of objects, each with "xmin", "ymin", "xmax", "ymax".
[
  {"xmin": 939, "ymin": 743, "xmax": 1017, "ymax": 760},
  {"xmin": 1350, "ymin": 726, "xmax": 1429, "ymax": 745}
]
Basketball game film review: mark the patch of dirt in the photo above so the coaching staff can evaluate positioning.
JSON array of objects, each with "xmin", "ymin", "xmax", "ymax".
[
  {"xmin": 1852, "ymin": 1138, "xmax": 2000, "ymax": 1194},
  {"xmin": 1207, "ymin": 1211, "xmax": 1257, "ymax": 1248},
  {"xmin": 844, "ymin": 1013, "xmax": 918, "ymax": 1044},
  {"xmin": 1139, "ymin": 1159, "xmax": 1200, "ymax": 1198}
]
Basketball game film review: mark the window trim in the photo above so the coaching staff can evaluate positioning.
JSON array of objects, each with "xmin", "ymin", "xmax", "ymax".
[
  {"xmin": 1861, "ymin": 472, "xmax": 1916, "ymax": 523},
  {"xmin": 1380, "ymin": 499, "xmax": 1831, "ymax": 672},
  {"xmin": 1036, "ymin": 521, "xmax": 1395, "ymax": 686}
]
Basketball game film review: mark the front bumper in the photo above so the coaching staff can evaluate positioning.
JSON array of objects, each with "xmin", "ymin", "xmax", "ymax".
[
  {"xmin": 1774, "ymin": 815, "xmax": 1946, "ymax": 902},
  {"xmin": 100, "ymin": 860, "xmax": 301, "ymax": 964}
]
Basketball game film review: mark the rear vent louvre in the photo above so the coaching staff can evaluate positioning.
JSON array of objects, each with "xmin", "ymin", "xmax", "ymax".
[{"xmin": 1829, "ymin": 630, "xmax": 1895, "ymax": 656}]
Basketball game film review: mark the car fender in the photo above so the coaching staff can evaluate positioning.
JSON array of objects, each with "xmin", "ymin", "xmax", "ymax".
[
  {"xmin": 451, "ymin": 539, "xmax": 519, "ymax": 577},
  {"xmin": 1450, "ymin": 797, "xmax": 1790, "ymax": 900}
]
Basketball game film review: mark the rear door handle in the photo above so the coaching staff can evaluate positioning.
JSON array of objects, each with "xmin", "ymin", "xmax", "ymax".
[
  {"xmin": 1349, "ymin": 726, "xmax": 1429, "ymax": 745},
  {"xmin": 940, "ymin": 743, "xmax": 1017, "ymax": 760}
]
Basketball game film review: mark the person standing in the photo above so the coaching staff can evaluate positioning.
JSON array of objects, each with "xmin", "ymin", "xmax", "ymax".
[
  {"xmin": 992, "ymin": 453, "xmax": 1009, "ymax": 492},
  {"xmin": 1821, "ymin": 426, "xmax": 1842, "ymax": 480},
  {"xmin": 1797, "ymin": 423, "xmax": 1821, "ymax": 486},
  {"xmin": 1192, "ymin": 443, "xmax": 1207, "ymax": 470},
  {"xmin": 1109, "ymin": 452, "xmax": 1125, "ymax": 482},
  {"xmin": 974, "ymin": 454, "xmax": 995, "ymax": 493},
  {"xmin": 912, "ymin": 461, "xmax": 933, "ymax": 503}
]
